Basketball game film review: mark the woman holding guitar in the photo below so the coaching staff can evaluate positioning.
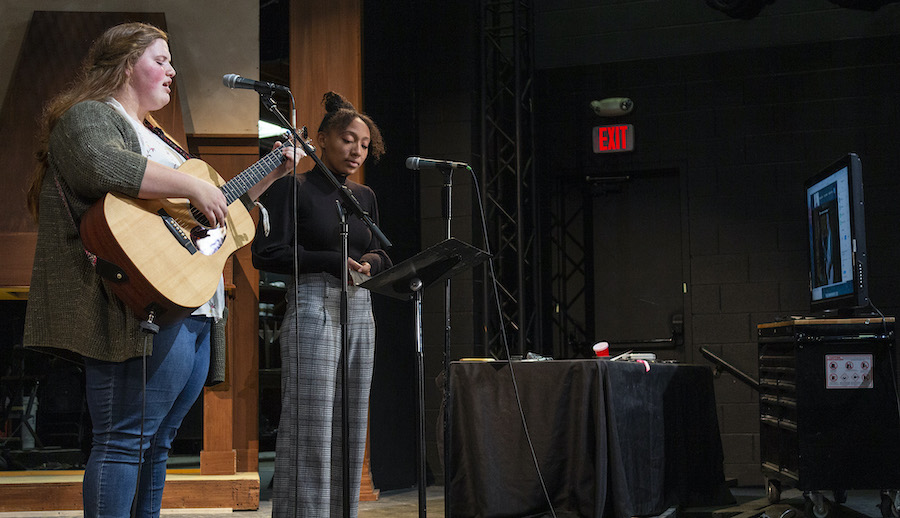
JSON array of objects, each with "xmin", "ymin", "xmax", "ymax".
[
  {"xmin": 22, "ymin": 22, "xmax": 297, "ymax": 517},
  {"xmin": 252, "ymin": 92, "xmax": 391, "ymax": 517}
]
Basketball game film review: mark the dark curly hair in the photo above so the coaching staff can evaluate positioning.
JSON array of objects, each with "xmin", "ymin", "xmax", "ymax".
[{"xmin": 317, "ymin": 91, "xmax": 385, "ymax": 161}]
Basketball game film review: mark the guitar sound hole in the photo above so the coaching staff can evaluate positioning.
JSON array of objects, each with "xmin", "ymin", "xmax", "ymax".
[{"xmin": 190, "ymin": 224, "xmax": 227, "ymax": 256}]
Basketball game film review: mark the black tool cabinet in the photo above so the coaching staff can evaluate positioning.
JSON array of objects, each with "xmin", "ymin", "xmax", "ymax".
[{"xmin": 757, "ymin": 317, "xmax": 900, "ymax": 517}]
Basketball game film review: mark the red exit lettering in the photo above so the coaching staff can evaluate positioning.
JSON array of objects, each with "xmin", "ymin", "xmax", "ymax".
[{"xmin": 592, "ymin": 124, "xmax": 634, "ymax": 153}]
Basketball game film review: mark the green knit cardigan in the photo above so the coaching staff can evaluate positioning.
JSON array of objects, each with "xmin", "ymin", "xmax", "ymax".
[{"xmin": 24, "ymin": 100, "xmax": 226, "ymax": 385}]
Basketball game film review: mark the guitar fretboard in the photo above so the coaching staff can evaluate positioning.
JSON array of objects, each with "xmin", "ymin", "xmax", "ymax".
[
  {"xmin": 222, "ymin": 145, "xmax": 289, "ymax": 204},
  {"xmin": 189, "ymin": 142, "xmax": 290, "ymax": 226}
]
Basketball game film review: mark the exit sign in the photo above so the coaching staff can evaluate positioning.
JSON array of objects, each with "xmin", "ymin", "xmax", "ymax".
[{"xmin": 593, "ymin": 124, "xmax": 634, "ymax": 153}]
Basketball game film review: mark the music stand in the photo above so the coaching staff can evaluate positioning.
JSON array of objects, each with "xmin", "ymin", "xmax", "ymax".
[{"xmin": 360, "ymin": 238, "xmax": 490, "ymax": 518}]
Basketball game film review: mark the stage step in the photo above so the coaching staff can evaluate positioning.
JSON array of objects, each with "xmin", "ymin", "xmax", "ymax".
[{"xmin": 0, "ymin": 469, "xmax": 259, "ymax": 512}]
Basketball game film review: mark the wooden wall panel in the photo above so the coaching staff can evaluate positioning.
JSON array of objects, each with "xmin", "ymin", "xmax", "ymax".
[
  {"xmin": 0, "ymin": 234, "xmax": 37, "ymax": 289},
  {"xmin": 0, "ymin": 472, "xmax": 260, "ymax": 511},
  {"xmin": 290, "ymin": 0, "xmax": 365, "ymax": 183},
  {"xmin": 0, "ymin": 11, "xmax": 182, "ymax": 287},
  {"xmin": 0, "ymin": 11, "xmax": 263, "ymax": 509}
]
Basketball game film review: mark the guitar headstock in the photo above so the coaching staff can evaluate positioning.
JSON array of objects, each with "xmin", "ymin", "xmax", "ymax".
[{"xmin": 284, "ymin": 126, "xmax": 315, "ymax": 153}]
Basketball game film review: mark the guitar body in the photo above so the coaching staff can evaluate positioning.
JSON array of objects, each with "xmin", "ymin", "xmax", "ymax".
[{"xmin": 80, "ymin": 159, "xmax": 256, "ymax": 325}]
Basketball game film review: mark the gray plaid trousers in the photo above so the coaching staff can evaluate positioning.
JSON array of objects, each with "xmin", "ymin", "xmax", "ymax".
[{"xmin": 272, "ymin": 273, "xmax": 376, "ymax": 518}]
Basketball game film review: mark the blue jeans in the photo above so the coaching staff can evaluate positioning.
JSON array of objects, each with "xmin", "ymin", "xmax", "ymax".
[{"xmin": 82, "ymin": 316, "xmax": 211, "ymax": 518}]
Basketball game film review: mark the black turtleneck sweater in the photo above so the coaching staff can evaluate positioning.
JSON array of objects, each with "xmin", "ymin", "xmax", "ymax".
[{"xmin": 251, "ymin": 167, "xmax": 391, "ymax": 278}]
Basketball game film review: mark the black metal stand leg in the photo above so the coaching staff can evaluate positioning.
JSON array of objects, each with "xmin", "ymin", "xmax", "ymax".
[
  {"xmin": 441, "ymin": 166, "xmax": 453, "ymax": 518},
  {"xmin": 337, "ymin": 202, "xmax": 351, "ymax": 518},
  {"xmin": 358, "ymin": 238, "xmax": 490, "ymax": 518},
  {"xmin": 412, "ymin": 279, "xmax": 427, "ymax": 518},
  {"xmin": 0, "ymin": 351, "xmax": 43, "ymax": 451}
]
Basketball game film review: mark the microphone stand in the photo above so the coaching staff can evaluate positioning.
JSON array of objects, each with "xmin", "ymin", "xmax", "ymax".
[
  {"xmin": 439, "ymin": 165, "xmax": 452, "ymax": 518},
  {"xmin": 336, "ymin": 201, "xmax": 351, "ymax": 516},
  {"xmin": 412, "ymin": 277, "xmax": 427, "ymax": 518},
  {"xmin": 258, "ymin": 92, "xmax": 392, "ymax": 518}
]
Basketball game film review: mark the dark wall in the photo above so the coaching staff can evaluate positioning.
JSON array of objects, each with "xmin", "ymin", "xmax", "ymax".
[
  {"xmin": 534, "ymin": 33, "xmax": 900, "ymax": 485},
  {"xmin": 362, "ymin": 0, "xmax": 480, "ymax": 490},
  {"xmin": 362, "ymin": 0, "xmax": 420, "ymax": 491},
  {"xmin": 533, "ymin": 1, "xmax": 900, "ymax": 68},
  {"xmin": 363, "ymin": 0, "xmax": 900, "ymax": 488},
  {"xmin": 0, "ymin": 300, "xmax": 27, "ymax": 370},
  {"xmin": 363, "ymin": 0, "xmax": 481, "ymax": 489}
]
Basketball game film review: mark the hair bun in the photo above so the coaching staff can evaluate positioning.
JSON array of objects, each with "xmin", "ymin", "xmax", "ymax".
[{"xmin": 322, "ymin": 91, "xmax": 355, "ymax": 113}]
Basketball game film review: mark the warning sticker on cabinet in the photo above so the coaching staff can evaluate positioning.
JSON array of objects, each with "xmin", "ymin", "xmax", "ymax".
[{"xmin": 825, "ymin": 354, "xmax": 873, "ymax": 389}]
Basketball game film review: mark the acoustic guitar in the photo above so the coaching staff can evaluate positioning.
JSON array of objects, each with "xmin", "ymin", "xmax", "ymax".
[{"xmin": 79, "ymin": 143, "xmax": 291, "ymax": 326}]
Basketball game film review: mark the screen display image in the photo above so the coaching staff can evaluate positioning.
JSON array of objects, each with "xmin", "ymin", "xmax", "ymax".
[
  {"xmin": 808, "ymin": 167, "xmax": 852, "ymax": 301},
  {"xmin": 804, "ymin": 153, "xmax": 868, "ymax": 312}
]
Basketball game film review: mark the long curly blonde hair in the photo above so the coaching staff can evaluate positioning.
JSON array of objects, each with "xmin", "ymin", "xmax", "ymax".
[{"xmin": 26, "ymin": 22, "xmax": 169, "ymax": 221}]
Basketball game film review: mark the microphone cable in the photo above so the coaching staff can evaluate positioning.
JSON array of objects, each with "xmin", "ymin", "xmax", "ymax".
[
  {"xmin": 868, "ymin": 301, "xmax": 900, "ymax": 444},
  {"xmin": 130, "ymin": 333, "xmax": 150, "ymax": 518},
  {"xmin": 860, "ymin": 298, "xmax": 900, "ymax": 516},
  {"xmin": 262, "ymin": 88, "xmax": 319, "ymax": 517},
  {"xmin": 286, "ymin": 90, "xmax": 302, "ymax": 518},
  {"xmin": 466, "ymin": 165, "xmax": 558, "ymax": 518}
]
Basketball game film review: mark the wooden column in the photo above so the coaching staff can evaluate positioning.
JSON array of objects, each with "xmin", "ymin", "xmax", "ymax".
[
  {"xmin": 290, "ymin": 0, "xmax": 364, "ymax": 182},
  {"xmin": 231, "ymin": 244, "xmax": 262, "ymax": 473},
  {"xmin": 189, "ymin": 136, "xmax": 262, "ymax": 476},
  {"xmin": 290, "ymin": 0, "xmax": 378, "ymax": 500}
]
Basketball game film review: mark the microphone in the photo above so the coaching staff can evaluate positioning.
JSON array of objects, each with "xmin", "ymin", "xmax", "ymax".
[
  {"xmin": 222, "ymin": 74, "xmax": 290, "ymax": 94},
  {"xmin": 405, "ymin": 156, "xmax": 469, "ymax": 170}
]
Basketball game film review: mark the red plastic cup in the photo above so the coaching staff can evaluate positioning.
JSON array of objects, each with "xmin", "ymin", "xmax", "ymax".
[{"xmin": 592, "ymin": 341, "xmax": 609, "ymax": 357}]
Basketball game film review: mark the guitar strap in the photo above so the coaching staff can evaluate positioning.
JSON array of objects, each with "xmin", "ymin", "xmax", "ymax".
[{"xmin": 142, "ymin": 121, "xmax": 194, "ymax": 160}]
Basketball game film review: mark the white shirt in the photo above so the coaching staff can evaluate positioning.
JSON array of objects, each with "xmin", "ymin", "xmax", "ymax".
[{"xmin": 106, "ymin": 98, "xmax": 225, "ymax": 321}]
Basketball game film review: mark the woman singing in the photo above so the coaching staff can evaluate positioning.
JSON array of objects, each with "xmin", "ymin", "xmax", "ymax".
[{"xmin": 23, "ymin": 22, "xmax": 297, "ymax": 517}]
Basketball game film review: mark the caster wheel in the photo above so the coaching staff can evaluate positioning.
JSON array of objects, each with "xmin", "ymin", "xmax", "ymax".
[
  {"xmin": 805, "ymin": 495, "xmax": 833, "ymax": 518},
  {"xmin": 767, "ymin": 479, "xmax": 782, "ymax": 505}
]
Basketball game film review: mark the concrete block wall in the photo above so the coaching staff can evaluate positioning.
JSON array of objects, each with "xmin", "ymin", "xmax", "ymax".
[
  {"xmin": 363, "ymin": 0, "xmax": 900, "ymax": 488},
  {"xmin": 535, "ymin": 35, "xmax": 900, "ymax": 485}
]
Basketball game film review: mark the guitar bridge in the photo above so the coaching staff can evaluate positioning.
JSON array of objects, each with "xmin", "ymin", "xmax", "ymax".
[{"xmin": 158, "ymin": 209, "xmax": 198, "ymax": 255}]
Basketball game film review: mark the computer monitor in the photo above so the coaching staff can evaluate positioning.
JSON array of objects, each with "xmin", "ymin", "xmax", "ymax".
[{"xmin": 805, "ymin": 153, "xmax": 869, "ymax": 314}]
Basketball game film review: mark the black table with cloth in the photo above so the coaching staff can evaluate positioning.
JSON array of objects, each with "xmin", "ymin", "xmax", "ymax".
[{"xmin": 447, "ymin": 359, "xmax": 735, "ymax": 518}]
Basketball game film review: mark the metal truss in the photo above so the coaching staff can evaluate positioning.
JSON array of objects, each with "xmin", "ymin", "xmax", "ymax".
[
  {"xmin": 477, "ymin": 0, "xmax": 542, "ymax": 357},
  {"xmin": 548, "ymin": 178, "xmax": 590, "ymax": 357}
]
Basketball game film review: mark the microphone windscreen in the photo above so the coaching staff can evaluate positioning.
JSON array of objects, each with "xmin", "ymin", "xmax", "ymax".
[
  {"xmin": 405, "ymin": 157, "xmax": 420, "ymax": 170},
  {"xmin": 222, "ymin": 74, "xmax": 239, "ymax": 88}
]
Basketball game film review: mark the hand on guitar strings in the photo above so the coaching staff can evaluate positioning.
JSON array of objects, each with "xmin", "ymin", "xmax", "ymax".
[
  {"xmin": 189, "ymin": 179, "xmax": 228, "ymax": 228},
  {"xmin": 273, "ymin": 140, "xmax": 305, "ymax": 178},
  {"xmin": 244, "ymin": 140, "xmax": 307, "ymax": 203}
]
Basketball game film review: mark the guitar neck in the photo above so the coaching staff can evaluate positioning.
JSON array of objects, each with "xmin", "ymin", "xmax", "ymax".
[{"xmin": 220, "ymin": 144, "xmax": 289, "ymax": 205}]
